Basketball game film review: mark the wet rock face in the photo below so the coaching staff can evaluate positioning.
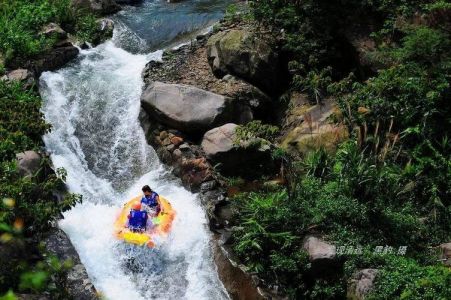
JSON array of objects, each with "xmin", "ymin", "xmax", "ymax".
[
  {"xmin": 44, "ymin": 228, "xmax": 98, "ymax": 300},
  {"xmin": 71, "ymin": 0, "xmax": 121, "ymax": 15},
  {"xmin": 347, "ymin": 269, "xmax": 378, "ymax": 300},
  {"xmin": 16, "ymin": 151, "xmax": 42, "ymax": 178},
  {"xmin": 30, "ymin": 41, "xmax": 79, "ymax": 75},
  {"xmin": 207, "ymin": 29, "xmax": 282, "ymax": 95},
  {"xmin": 213, "ymin": 243, "xmax": 267, "ymax": 300},
  {"xmin": 141, "ymin": 81, "xmax": 235, "ymax": 134}
]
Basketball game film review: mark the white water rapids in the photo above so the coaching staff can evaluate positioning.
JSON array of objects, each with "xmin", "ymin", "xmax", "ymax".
[{"xmin": 39, "ymin": 17, "xmax": 229, "ymax": 300}]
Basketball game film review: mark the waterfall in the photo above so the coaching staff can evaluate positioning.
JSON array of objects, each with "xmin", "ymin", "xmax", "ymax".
[{"xmin": 39, "ymin": 2, "xmax": 231, "ymax": 298}]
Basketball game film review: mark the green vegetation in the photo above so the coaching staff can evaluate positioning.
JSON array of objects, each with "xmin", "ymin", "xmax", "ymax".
[
  {"xmin": 230, "ymin": 0, "xmax": 451, "ymax": 298},
  {"xmin": 0, "ymin": 0, "xmax": 112, "ymax": 295},
  {"xmin": 0, "ymin": 0, "xmax": 97, "ymax": 297},
  {"xmin": 235, "ymin": 120, "xmax": 280, "ymax": 143},
  {"xmin": 0, "ymin": 80, "xmax": 81, "ymax": 298},
  {"xmin": 0, "ymin": 0, "xmax": 100, "ymax": 65}
]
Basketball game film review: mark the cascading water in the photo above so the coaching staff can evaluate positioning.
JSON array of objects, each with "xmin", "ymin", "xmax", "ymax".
[{"xmin": 39, "ymin": 1, "xmax": 233, "ymax": 299}]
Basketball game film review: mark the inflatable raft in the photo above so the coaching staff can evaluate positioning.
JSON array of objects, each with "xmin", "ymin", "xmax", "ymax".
[{"xmin": 114, "ymin": 195, "xmax": 175, "ymax": 247}]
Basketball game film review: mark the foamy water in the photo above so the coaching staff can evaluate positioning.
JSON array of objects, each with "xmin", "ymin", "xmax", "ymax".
[{"xmin": 40, "ymin": 25, "xmax": 228, "ymax": 300}]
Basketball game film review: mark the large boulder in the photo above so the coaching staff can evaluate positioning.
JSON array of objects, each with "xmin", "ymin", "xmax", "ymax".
[
  {"xmin": 347, "ymin": 269, "xmax": 378, "ymax": 300},
  {"xmin": 44, "ymin": 228, "xmax": 98, "ymax": 299},
  {"xmin": 201, "ymin": 123, "xmax": 276, "ymax": 178},
  {"xmin": 201, "ymin": 123, "xmax": 238, "ymax": 155},
  {"xmin": 71, "ymin": 0, "xmax": 120, "ymax": 15},
  {"xmin": 141, "ymin": 82, "xmax": 235, "ymax": 134},
  {"xmin": 16, "ymin": 151, "xmax": 41, "ymax": 178},
  {"xmin": 207, "ymin": 29, "xmax": 283, "ymax": 95},
  {"xmin": 302, "ymin": 236, "xmax": 338, "ymax": 275}
]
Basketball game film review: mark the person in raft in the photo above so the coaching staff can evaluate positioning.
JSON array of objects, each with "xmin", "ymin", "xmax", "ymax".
[
  {"xmin": 127, "ymin": 201, "xmax": 148, "ymax": 232},
  {"xmin": 141, "ymin": 185, "xmax": 162, "ymax": 218}
]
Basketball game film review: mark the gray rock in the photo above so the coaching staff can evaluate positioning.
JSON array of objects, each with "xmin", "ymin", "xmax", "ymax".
[
  {"xmin": 40, "ymin": 23, "xmax": 67, "ymax": 40},
  {"xmin": 98, "ymin": 18, "xmax": 114, "ymax": 31},
  {"xmin": 200, "ymin": 180, "xmax": 217, "ymax": 192},
  {"xmin": 303, "ymin": 236, "xmax": 336, "ymax": 261},
  {"xmin": 94, "ymin": 18, "xmax": 114, "ymax": 45},
  {"xmin": 44, "ymin": 228, "xmax": 98, "ymax": 300},
  {"xmin": 226, "ymin": 77, "xmax": 272, "ymax": 122},
  {"xmin": 202, "ymin": 123, "xmax": 238, "ymax": 156},
  {"xmin": 32, "ymin": 43, "xmax": 79, "ymax": 75},
  {"xmin": 347, "ymin": 269, "xmax": 378, "ymax": 300},
  {"xmin": 141, "ymin": 82, "xmax": 235, "ymax": 134},
  {"xmin": 179, "ymin": 143, "xmax": 191, "ymax": 151},
  {"xmin": 173, "ymin": 149, "xmax": 182, "ymax": 159},
  {"xmin": 2, "ymin": 69, "xmax": 35, "ymax": 89},
  {"xmin": 439, "ymin": 242, "xmax": 451, "ymax": 266},
  {"xmin": 71, "ymin": 0, "xmax": 120, "ymax": 15},
  {"xmin": 303, "ymin": 236, "xmax": 338, "ymax": 274},
  {"xmin": 222, "ymin": 74, "xmax": 235, "ymax": 81},
  {"xmin": 201, "ymin": 123, "xmax": 276, "ymax": 178},
  {"xmin": 207, "ymin": 29, "xmax": 282, "ymax": 94},
  {"xmin": 16, "ymin": 151, "xmax": 41, "ymax": 178}
]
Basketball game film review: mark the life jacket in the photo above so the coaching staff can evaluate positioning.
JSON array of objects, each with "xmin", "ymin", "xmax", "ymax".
[
  {"xmin": 141, "ymin": 192, "xmax": 159, "ymax": 207},
  {"xmin": 128, "ymin": 209, "xmax": 147, "ymax": 230}
]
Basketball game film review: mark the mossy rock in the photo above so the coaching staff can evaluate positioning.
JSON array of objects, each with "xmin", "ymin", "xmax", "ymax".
[
  {"xmin": 281, "ymin": 124, "xmax": 349, "ymax": 156},
  {"xmin": 206, "ymin": 29, "xmax": 283, "ymax": 95}
]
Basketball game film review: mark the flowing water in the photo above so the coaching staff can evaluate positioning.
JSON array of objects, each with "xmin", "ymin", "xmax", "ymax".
[{"xmin": 39, "ymin": 1, "xmax": 233, "ymax": 299}]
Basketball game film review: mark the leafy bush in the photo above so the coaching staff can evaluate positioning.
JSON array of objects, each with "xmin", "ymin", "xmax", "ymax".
[
  {"xmin": 0, "ymin": 81, "xmax": 50, "ymax": 160},
  {"xmin": 0, "ymin": 81, "xmax": 81, "ymax": 296},
  {"xmin": 235, "ymin": 120, "xmax": 280, "ymax": 143},
  {"xmin": 232, "ymin": 140, "xmax": 449, "ymax": 297},
  {"xmin": 232, "ymin": 1, "xmax": 451, "ymax": 297},
  {"xmin": 368, "ymin": 257, "xmax": 451, "ymax": 300},
  {"xmin": 0, "ymin": 0, "xmax": 99, "ymax": 64}
]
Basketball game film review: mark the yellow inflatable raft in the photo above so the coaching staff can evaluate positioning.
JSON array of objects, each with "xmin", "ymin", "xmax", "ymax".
[{"xmin": 114, "ymin": 195, "xmax": 175, "ymax": 248}]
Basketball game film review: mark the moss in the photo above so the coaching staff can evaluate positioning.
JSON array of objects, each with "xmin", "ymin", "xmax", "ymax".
[{"xmin": 220, "ymin": 30, "xmax": 248, "ymax": 51}]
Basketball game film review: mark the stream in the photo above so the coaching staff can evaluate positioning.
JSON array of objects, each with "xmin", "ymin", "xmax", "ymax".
[{"xmin": 39, "ymin": 1, "xmax": 233, "ymax": 299}]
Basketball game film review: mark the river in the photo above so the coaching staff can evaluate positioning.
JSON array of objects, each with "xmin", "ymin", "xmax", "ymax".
[{"xmin": 39, "ymin": 1, "xmax": 233, "ymax": 299}]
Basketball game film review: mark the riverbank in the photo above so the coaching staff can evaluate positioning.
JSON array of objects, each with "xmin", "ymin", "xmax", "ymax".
[
  {"xmin": 138, "ymin": 18, "xmax": 286, "ymax": 299},
  {"xmin": 138, "ymin": 2, "xmax": 451, "ymax": 299}
]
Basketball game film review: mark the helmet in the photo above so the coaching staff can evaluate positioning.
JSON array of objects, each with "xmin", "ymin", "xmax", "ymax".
[{"xmin": 132, "ymin": 201, "xmax": 142, "ymax": 211}]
